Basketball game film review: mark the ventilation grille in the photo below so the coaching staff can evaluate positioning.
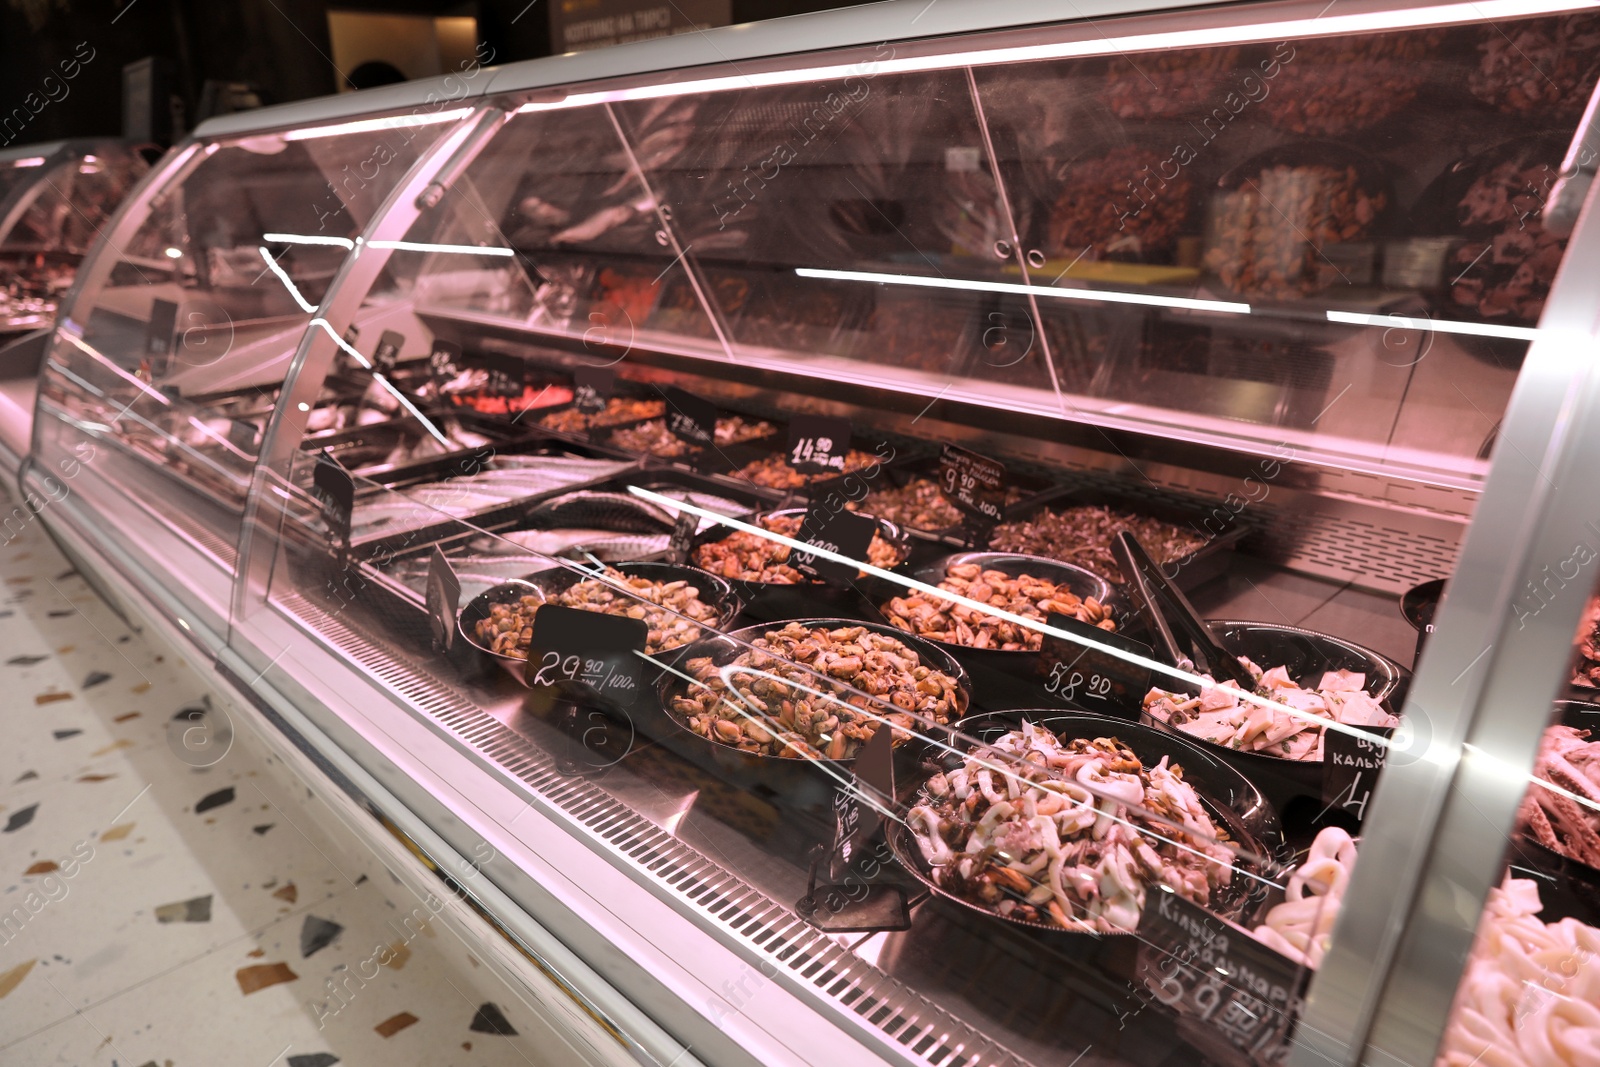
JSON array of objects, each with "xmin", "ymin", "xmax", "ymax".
[{"xmin": 276, "ymin": 590, "xmax": 1025, "ymax": 1067}]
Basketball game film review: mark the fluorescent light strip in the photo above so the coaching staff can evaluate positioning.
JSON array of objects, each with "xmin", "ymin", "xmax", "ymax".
[
  {"xmin": 257, "ymin": 247, "xmax": 317, "ymax": 314},
  {"xmin": 628, "ymin": 485, "xmax": 1410, "ymax": 752},
  {"xmin": 366, "ymin": 239, "xmax": 515, "ymax": 257},
  {"xmin": 514, "ymin": 1, "xmax": 1596, "ymax": 112},
  {"xmin": 1326, "ymin": 311, "xmax": 1541, "ymax": 341},
  {"xmin": 797, "ymin": 266, "xmax": 1251, "ymax": 315},
  {"xmin": 8, "ymin": 157, "xmax": 45, "ymax": 168},
  {"xmin": 262, "ymin": 232, "xmax": 356, "ymax": 249},
  {"xmin": 281, "ymin": 108, "xmax": 472, "ymax": 142}
]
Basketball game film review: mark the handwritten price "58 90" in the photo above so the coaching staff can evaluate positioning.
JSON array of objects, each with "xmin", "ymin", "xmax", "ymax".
[{"xmin": 1044, "ymin": 663, "xmax": 1113, "ymax": 702}]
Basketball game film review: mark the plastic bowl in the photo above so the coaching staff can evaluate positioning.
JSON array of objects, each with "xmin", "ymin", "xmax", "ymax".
[
  {"xmin": 656, "ymin": 617, "xmax": 972, "ymax": 810},
  {"xmin": 873, "ymin": 551, "xmax": 1118, "ymax": 710},
  {"xmin": 886, "ymin": 709, "xmax": 1282, "ymax": 936},
  {"xmin": 458, "ymin": 560, "xmax": 741, "ymax": 686}
]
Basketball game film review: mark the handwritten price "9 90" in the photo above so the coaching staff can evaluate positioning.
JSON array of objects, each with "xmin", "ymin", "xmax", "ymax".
[
  {"xmin": 530, "ymin": 652, "xmax": 637, "ymax": 691},
  {"xmin": 1044, "ymin": 663, "xmax": 1113, "ymax": 702}
]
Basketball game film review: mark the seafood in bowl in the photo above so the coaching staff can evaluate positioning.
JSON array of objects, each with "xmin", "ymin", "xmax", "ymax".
[{"xmin": 905, "ymin": 723, "xmax": 1237, "ymax": 932}]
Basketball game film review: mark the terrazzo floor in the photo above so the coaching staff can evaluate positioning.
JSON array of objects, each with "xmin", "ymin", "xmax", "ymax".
[{"xmin": 0, "ymin": 511, "xmax": 557, "ymax": 1066}]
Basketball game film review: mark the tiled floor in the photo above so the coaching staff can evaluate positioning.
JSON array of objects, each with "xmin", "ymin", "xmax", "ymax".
[{"xmin": 0, "ymin": 511, "xmax": 552, "ymax": 1065}]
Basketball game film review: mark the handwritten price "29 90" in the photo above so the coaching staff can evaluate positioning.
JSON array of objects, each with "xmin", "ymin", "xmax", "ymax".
[
  {"xmin": 530, "ymin": 652, "xmax": 637, "ymax": 691},
  {"xmin": 1044, "ymin": 663, "xmax": 1113, "ymax": 702}
]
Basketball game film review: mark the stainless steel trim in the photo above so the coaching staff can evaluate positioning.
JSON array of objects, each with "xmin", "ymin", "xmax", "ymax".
[
  {"xmin": 234, "ymin": 106, "xmax": 499, "ymax": 629},
  {"xmin": 270, "ymin": 585, "xmax": 1027, "ymax": 1067},
  {"xmin": 1291, "ymin": 116, "xmax": 1600, "ymax": 1067}
]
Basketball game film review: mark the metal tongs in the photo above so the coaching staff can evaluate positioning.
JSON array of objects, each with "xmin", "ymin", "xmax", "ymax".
[{"xmin": 1112, "ymin": 530, "xmax": 1256, "ymax": 691}]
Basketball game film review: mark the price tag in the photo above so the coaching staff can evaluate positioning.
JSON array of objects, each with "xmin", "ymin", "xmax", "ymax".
[
  {"xmin": 524, "ymin": 603, "xmax": 646, "ymax": 708},
  {"xmin": 428, "ymin": 339, "xmax": 460, "ymax": 387},
  {"xmin": 145, "ymin": 298, "xmax": 178, "ymax": 358},
  {"xmin": 227, "ymin": 418, "xmax": 259, "ymax": 455},
  {"xmin": 425, "ymin": 547, "xmax": 460, "ymax": 653},
  {"xmin": 666, "ymin": 508, "xmax": 699, "ymax": 565},
  {"xmin": 1135, "ymin": 889, "xmax": 1306, "ymax": 1061},
  {"xmin": 573, "ymin": 367, "xmax": 615, "ymax": 415},
  {"xmin": 371, "ymin": 330, "xmax": 404, "ymax": 376},
  {"xmin": 828, "ymin": 725, "xmax": 895, "ymax": 881},
  {"xmin": 792, "ymin": 500, "xmax": 877, "ymax": 584},
  {"xmin": 311, "ymin": 451, "xmax": 354, "ymax": 551},
  {"xmin": 787, "ymin": 415, "xmax": 852, "ymax": 474},
  {"xmin": 938, "ymin": 444, "xmax": 1007, "ymax": 526},
  {"xmin": 1037, "ymin": 612, "xmax": 1154, "ymax": 718},
  {"xmin": 1320, "ymin": 725, "xmax": 1393, "ymax": 822},
  {"xmin": 465, "ymin": 351, "xmax": 523, "ymax": 398},
  {"xmin": 662, "ymin": 386, "xmax": 717, "ymax": 447}
]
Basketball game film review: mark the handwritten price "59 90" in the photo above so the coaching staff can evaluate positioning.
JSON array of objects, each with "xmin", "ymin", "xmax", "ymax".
[{"xmin": 1044, "ymin": 663, "xmax": 1113, "ymax": 702}]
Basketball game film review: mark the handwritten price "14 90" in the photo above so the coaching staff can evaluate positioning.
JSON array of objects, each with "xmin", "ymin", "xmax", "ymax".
[
  {"xmin": 1044, "ymin": 663, "xmax": 1113, "ymax": 702},
  {"xmin": 530, "ymin": 652, "xmax": 637, "ymax": 691}
]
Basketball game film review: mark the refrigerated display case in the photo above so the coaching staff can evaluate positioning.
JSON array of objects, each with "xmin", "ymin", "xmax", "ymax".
[
  {"xmin": 19, "ymin": 1, "xmax": 1600, "ymax": 1065},
  {"xmin": 0, "ymin": 140, "xmax": 149, "ymax": 471}
]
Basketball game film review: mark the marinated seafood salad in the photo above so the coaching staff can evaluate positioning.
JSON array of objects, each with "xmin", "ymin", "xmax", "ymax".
[
  {"xmin": 1251, "ymin": 827, "xmax": 1356, "ymax": 968},
  {"xmin": 1143, "ymin": 660, "xmax": 1395, "ymax": 760},
  {"xmin": 692, "ymin": 513, "xmax": 904, "ymax": 584},
  {"xmin": 673, "ymin": 622, "xmax": 962, "ymax": 760},
  {"xmin": 883, "ymin": 561, "xmax": 1114, "ymax": 651},
  {"xmin": 907, "ymin": 724, "xmax": 1236, "ymax": 932},
  {"xmin": 473, "ymin": 567, "xmax": 720, "ymax": 657}
]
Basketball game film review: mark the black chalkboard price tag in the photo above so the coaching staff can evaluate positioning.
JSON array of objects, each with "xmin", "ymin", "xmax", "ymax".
[
  {"xmin": 938, "ymin": 444, "xmax": 1007, "ymax": 526},
  {"xmin": 425, "ymin": 546, "xmax": 460, "ymax": 653},
  {"xmin": 828, "ymin": 725, "xmax": 895, "ymax": 881},
  {"xmin": 145, "ymin": 298, "xmax": 178, "ymax": 357},
  {"xmin": 1320, "ymin": 724, "xmax": 1393, "ymax": 821},
  {"xmin": 787, "ymin": 415, "xmax": 852, "ymax": 474},
  {"xmin": 311, "ymin": 451, "xmax": 354, "ymax": 555},
  {"xmin": 1135, "ymin": 888, "xmax": 1306, "ymax": 1062},
  {"xmin": 372, "ymin": 330, "xmax": 404, "ymax": 376},
  {"xmin": 1037, "ymin": 612, "xmax": 1155, "ymax": 719},
  {"xmin": 227, "ymin": 418, "xmax": 259, "ymax": 455},
  {"xmin": 666, "ymin": 509, "xmax": 699, "ymax": 565},
  {"xmin": 573, "ymin": 367, "xmax": 615, "ymax": 415},
  {"xmin": 428, "ymin": 339, "xmax": 460, "ymax": 387},
  {"xmin": 464, "ymin": 351, "xmax": 523, "ymax": 398},
  {"xmin": 524, "ymin": 604, "xmax": 646, "ymax": 708},
  {"xmin": 662, "ymin": 386, "xmax": 717, "ymax": 447},
  {"xmin": 792, "ymin": 500, "xmax": 877, "ymax": 584}
]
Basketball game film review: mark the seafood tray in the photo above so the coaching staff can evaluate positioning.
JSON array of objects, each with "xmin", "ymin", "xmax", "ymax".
[
  {"xmin": 303, "ymin": 412, "xmax": 545, "ymax": 481},
  {"xmin": 843, "ymin": 454, "xmax": 1064, "ymax": 544},
  {"xmin": 363, "ymin": 468, "xmax": 770, "ymax": 609},
  {"xmin": 986, "ymin": 485, "xmax": 1251, "ymax": 592},
  {"xmin": 349, "ymin": 443, "xmax": 644, "ymax": 557},
  {"xmin": 695, "ymin": 432, "xmax": 931, "ymax": 506},
  {"xmin": 533, "ymin": 382, "xmax": 670, "ymax": 439}
]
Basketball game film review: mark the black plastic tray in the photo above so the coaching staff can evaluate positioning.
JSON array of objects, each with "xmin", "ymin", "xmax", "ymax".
[{"xmin": 984, "ymin": 484, "xmax": 1252, "ymax": 592}]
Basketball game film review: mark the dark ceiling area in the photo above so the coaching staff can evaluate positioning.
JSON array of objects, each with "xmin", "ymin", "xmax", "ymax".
[{"xmin": 0, "ymin": 0, "xmax": 865, "ymax": 145}]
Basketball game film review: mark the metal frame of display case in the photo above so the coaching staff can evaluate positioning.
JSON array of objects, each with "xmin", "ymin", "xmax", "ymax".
[{"xmin": 16, "ymin": 1, "xmax": 1600, "ymax": 1065}]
